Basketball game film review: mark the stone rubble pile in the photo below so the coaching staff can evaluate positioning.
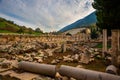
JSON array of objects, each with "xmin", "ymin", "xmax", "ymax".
[
  {"xmin": 0, "ymin": 40, "xmax": 105, "ymax": 65},
  {"xmin": 0, "ymin": 40, "xmax": 58, "ymax": 54},
  {"xmin": 0, "ymin": 40, "xmax": 110, "ymax": 80}
]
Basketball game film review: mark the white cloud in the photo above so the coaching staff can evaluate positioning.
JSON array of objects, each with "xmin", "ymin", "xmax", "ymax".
[{"xmin": 0, "ymin": 0, "xmax": 95, "ymax": 32}]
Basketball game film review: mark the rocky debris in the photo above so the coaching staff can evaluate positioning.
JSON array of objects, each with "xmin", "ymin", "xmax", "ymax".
[
  {"xmin": 51, "ymin": 60, "xmax": 57, "ymax": 64},
  {"xmin": 54, "ymin": 47, "xmax": 62, "ymax": 53},
  {"xmin": 63, "ymin": 55, "xmax": 73, "ymax": 62},
  {"xmin": 38, "ymin": 53, "xmax": 44, "ymax": 57},
  {"xmin": 0, "ymin": 70, "xmax": 40, "ymax": 80},
  {"xmin": 0, "ymin": 70, "xmax": 55, "ymax": 80},
  {"xmin": 58, "ymin": 57, "xmax": 63, "ymax": 60},
  {"xmin": 51, "ymin": 59, "xmax": 60, "ymax": 64},
  {"xmin": 62, "ymin": 76, "xmax": 69, "ymax": 80},
  {"xmin": 57, "ymin": 46, "xmax": 103, "ymax": 64},
  {"xmin": 89, "ymin": 58, "xmax": 95, "ymax": 62},
  {"xmin": 72, "ymin": 54, "xmax": 80, "ymax": 62},
  {"xmin": 0, "ymin": 62, "xmax": 11, "ymax": 68},
  {"xmin": 79, "ymin": 47, "xmax": 91, "ymax": 64},
  {"xmin": 55, "ymin": 72, "xmax": 77, "ymax": 80},
  {"xmin": 76, "ymin": 65, "xmax": 84, "ymax": 68},
  {"xmin": 105, "ymin": 65, "xmax": 118, "ymax": 75},
  {"xmin": 0, "ymin": 60, "xmax": 18, "ymax": 74},
  {"xmin": 45, "ymin": 49, "xmax": 53, "ymax": 57},
  {"xmin": 33, "ymin": 57, "xmax": 42, "ymax": 61},
  {"xmin": 11, "ymin": 60, "xmax": 19, "ymax": 69},
  {"xmin": 37, "ymin": 58, "xmax": 43, "ymax": 63},
  {"xmin": 80, "ymin": 52, "xmax": 90, "ymax": 64},
  {"xmin": 0, "ymin": 37, "xmax": 107, "ymax": 79},
  {"xmin": 33, "ymin": 76, "xmax": 55, "ymax": 80},
  {"xmin": 0, "ymin": 41, "xmax": 103, "ymax": 65},
  {"xmin": 54, "ymin": 43, "xmax": 68, "ymax": 53},
  {"xmin": 0, "ymin": 40, "xmax": 58, "ymax": 55},
  {"xmin": 37, "ymin": 42, "xmax": 58, "ymax": 49},
  {"xmin": 70, "ymin": 77, "xmax": 76, "ymax": 80},
  {"xmin": 55, "ymin": 72, "xmax": 62, "ymax": 80},
  {"xmin": 0, "ymin": 58, "xmax": 6, "ymax": 62}
]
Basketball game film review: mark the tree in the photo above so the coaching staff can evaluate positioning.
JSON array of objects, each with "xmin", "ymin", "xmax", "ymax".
[
  {"xmin": 35, "ymin": 27, "xmax": 43, "ymax": 33},
  {"xmin": 66, "ymin": 32, "xmax": 72, "ymax": 36},
  {"xmin": 17, "ymin": 27, "xmax": 24, "ymax": 34},
  {"xmin": 92, "ymin": 0, "xmax": 120, "ymax": 67},
  {"xmin": 92, "ymin": 0, "xmax": 120, "ymax": 29},
  {"xmin": 90, "ymin": 25, "xmax": 101, "ymax": 39},
  {"xmin": 28, "ymin": 28, "xmax": 33, "ymax": 34}
]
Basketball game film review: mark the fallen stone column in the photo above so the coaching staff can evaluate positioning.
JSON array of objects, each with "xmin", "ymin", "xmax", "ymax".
[
  {"xmin": 58, "ymin": 65, "xmax": 120, "ymax": 80},
  {"xmin": 18, "ymin": 61, "xmax": 56, "ymax": 77}
]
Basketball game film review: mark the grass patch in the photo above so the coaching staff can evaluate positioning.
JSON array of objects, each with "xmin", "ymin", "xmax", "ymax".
[
  {"xmin": 95, "ymin": 42, "xmax": 111, "ymax": 48},
  {"xmin": 0, "ymin": 22, "xmax": 6, "ymax": 28},
  {"xmin": 0, "ymin": 30, "xmax": 13, "ymax": 33},
  {"xmin": 6, "ymin": 22, "xmax": 20, "ymax": 30}
]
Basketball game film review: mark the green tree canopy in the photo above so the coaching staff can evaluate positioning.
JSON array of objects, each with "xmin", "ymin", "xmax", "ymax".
[
  {"xmin": 35, "ymin": 27, "xmax": 43, "ymax": 33},
  {"xmin": 17, "ymin": 27, "xmax": 24, "ymax": 33},
  {"xmin": 92, "ymin": 0, "xmax": 120, "ymax": 29}
]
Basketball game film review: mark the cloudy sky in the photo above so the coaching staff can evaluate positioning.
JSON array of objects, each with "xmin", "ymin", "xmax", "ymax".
[{"xmin": 0, "ymin": 0, "xmax": 95, "ymax": 32}]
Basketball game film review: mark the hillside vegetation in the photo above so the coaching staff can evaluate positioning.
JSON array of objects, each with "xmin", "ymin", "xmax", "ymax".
[
  {"xmin": 0, "ymin": 17, "xmax": 43, "ymax": 35},
  {"xmin": 0, "ymin": 17, "xmax": 20, "ymax": 33}
]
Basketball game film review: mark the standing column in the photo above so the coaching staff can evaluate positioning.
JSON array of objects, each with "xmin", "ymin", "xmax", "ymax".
[
  {"xmin": 103, "ymin": 29, "xmax": 107, "ymax": 57},
  {"xmin": 111, "ymin": 29, "xmax": 119, "ymax": 66},
  {"xmin": 118, "ymin": 30, "xmax": 120, "ymax": 50}
]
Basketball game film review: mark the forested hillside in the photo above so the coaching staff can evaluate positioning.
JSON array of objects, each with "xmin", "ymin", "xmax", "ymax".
[{"xmin": 0, "ymin": 17, "xmax": 43, "ymax": 34}]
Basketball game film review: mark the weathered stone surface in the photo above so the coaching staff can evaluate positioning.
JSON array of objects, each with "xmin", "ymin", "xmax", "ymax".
[
  {"xmin": 72, "ymin": 54, "xmax": 79, "ymax": 62},
  {"xmin": 51, "ymin": 59, "xmax": 60, "ymax": 64},
  {"xmin": 0, "ymin": 70, "xmax": 39, "ymax": 80},
  {"xmin": 76, "ymin": 65, "xmax": 83, "ymax": 68},
  {"xmin": 55, "ymin": 72, "xmax": 62, "ymax": 80},
  {"xmin": 0, "ymin": 58, "xmax": 6, "ymax": 62},
  {"xmin": 63, "ymin": 57, "xmax": 73, "ymax": 62},
  {"xmin": 39, "ymin": 53, "xmax": 44, "ymax": 57},
  {"xmin": 18, "ymin": 61, "xmax": 56, "ymax": 77},
  {"xmin": 62, "ymin": 76, "xmax": 69, "ymax": 80},
  {"xmin": 106, "ymin": 65, "xmax": 118, "ymax": 75},
  {"xmin": 59, "ymin": 65, "xmax": 120, "ymax": 80},
  {"xmin": 70, "ymin": 77, "xmax": 76, "ymax": 80},
  {"xmin": 61, "ymin": 43, "xmax": 66, "ymax": 53},
  {"xmin": 33, "ymin": 76, "xmax": 54, "ymax": 80},
  {"xmin": 54, "ymin": 47, "xmax": 62, "ymax": 53},
  {"xmin": 0, "ymin": 61, "xmax": 11, "ymax": 68},
  {"xmin": 80, "ymin": 52, "xmax": 90, "ymax": 64},
  {"xmin": 37, "ymin": 58, "xmax": 43, "ymax": 63},
  {"xmin": 51, "ymin": 60, "xmax": 57, "ymax": 64}
]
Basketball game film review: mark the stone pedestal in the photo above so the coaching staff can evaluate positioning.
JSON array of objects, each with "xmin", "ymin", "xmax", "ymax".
[{"xmin": 111, "ymin": 29, "xmax": 120, "ymax": 66}]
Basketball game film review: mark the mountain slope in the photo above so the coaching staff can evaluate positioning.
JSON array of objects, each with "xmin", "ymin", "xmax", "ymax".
[{"xmin": 59, "ymin": 11, "xmax": 96, "ymax": 32}]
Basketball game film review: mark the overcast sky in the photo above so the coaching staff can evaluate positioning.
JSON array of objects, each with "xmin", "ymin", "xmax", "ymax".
[{"xmin": 0, "ymin": 0, "xmax": 95, "ymax": 32}]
